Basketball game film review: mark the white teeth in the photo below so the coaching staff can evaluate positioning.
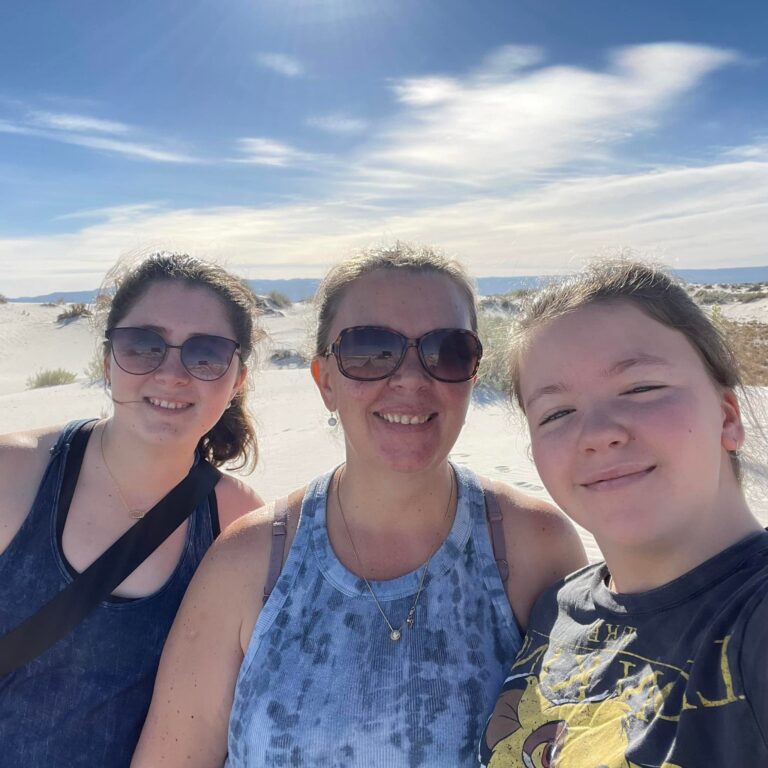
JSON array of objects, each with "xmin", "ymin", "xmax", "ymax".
[
  {"xmin": 148, "ymin": 398, "xmax": 190, "ymax": 410},
  {"xmin": 380, "ymin": 413, "xmax": 430, "ymax": 425}
]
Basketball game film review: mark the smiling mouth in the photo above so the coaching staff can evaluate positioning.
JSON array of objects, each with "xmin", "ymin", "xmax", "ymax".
[
  {"xmin": 374, "ymin": 411, "xmax": 436, "ymax": 425},
  {"xmin": 146, "ymin": 397, "xmax": 193, "ymax": 411},
  {"xmin": 581, "ymin": 466, "xmax": 656, "ymax": 489}
]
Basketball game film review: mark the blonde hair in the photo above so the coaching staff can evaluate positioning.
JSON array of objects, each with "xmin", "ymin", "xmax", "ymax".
[{"xmin": 313, "ymin": 242, "xmax": 478, "ymax": 355}]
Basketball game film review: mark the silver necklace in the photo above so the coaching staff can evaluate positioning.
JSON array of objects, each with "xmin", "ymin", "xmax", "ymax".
[
  {"xmin": 100, "ymin": 423, "xmax": 148, "ymax": 520},
  {"xmin": 335, "ymin": 467, "xmax": 454, "ymax": 642}
]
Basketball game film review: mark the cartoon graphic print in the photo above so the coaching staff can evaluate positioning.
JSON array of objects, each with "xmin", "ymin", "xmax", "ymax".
[
  {"xmin": 480, "ymin": 620, "xmax": 748, "ymax": 768},
  {"xmin": 484, "ymin": 674, "xmax": 643, "ymax": 768}
]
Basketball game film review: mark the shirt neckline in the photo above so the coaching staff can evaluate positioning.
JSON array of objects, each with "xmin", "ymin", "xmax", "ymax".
[{"xmin": 309, "ymin": 462, "xmax": 473, "ymax": 599}]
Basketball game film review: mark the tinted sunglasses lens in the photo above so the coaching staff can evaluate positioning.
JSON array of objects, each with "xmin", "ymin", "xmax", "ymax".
[
  {"xmin": 337, "ymin": 328, "xmax": 405, "ymax": 380},
  {"xmin": 110, "ymin": 328, "xmax": 166, "ymax": 374},
  {"xmin": 180, "ymin": 336, "xmax": 237, "ymax": 381},
  {"xmin": 421, "ymin": 330, "xmax": 481, "ymax": 382}
]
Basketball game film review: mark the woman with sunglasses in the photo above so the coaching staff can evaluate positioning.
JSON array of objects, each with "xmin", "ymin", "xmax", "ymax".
[
  {"xmin": 134, "ymin": 244, "xmax": 586, "ymax": 767},
  {"xmin": 0, "ymin": 252, "xmax": 263, "ymax": 767}
]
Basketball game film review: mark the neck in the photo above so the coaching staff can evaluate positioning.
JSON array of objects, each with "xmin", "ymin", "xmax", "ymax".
[
  {"xmin": 604, "ymin": 492, "xmax": 761, "ymax": 594},
  {"xmin": 100, "ymin": 419, "xmax": 196, "ymax": 501},
  {"xmin": 329, "ymin": 459, "xmax": 456, "ymax": 580},
  {"xmin": 338, "ymin": 457, "xmax": 455, "ymax": 533}
]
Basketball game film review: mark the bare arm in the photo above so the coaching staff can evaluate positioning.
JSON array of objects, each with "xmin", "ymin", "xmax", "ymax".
[
  {"xmin": 0, "ymin": 427, "xmax": 62, "ymax": 555},
  {"xmin": 132, "ymin": 490, "xmax": 304, "ymax": 767},
  {"xmin": 488, "ymin": 479, "xmax": 587, "ymax": 630},
  {"xmin": 131, "ymin": 510, "xmax": 272, "ymax": 767},
  {"xmin": 215, "ymin": 474, "xmax": 265, "ymax": 532}
]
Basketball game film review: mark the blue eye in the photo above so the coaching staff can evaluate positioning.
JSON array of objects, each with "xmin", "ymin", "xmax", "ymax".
[
  {"xmin": 624, "ymin": 385, "xmax": 666, "ymax": 395},
  {"xmin": 539, "ymin": 408, "xmax": 573, "ymax": 426}
]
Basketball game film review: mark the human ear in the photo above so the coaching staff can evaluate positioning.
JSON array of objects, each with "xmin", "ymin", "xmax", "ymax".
[
  {"xmin": 720, "ymin": 389, "xmax": 745, "ymax": 452},
  {"xmin": 311, "ymin": 357, "xmax": 337, "ymax": 412},
  {"xmin": 230, "ymin": 363, "xmax": 248, "ymax": 400}
]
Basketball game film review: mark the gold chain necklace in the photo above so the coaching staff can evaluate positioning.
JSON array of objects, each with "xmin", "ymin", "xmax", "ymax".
[
  {"xmin": 99, "ymin": 423, "xmax": 148, "ymax": 520},
  {"xmin": 335, "ymin": 466, "xmax": 454, "ymax": 642}
]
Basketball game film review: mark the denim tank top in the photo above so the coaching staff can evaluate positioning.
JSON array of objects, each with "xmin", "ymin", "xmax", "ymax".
[
  {"xmin": 0, "ymin": 420, "xmax": 218, "ymax": 767},
  {"xmin": 227, "ymin": 464, "xmax": 523, "ymax": 768}
]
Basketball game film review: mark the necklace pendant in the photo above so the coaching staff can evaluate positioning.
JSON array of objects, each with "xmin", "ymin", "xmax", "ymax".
[
  {"xmin": 390, "ymin": 629, "xmax": 402, "ymax": 641},
  {"xmin": 128, "ymin": 509, "xmax": 147, "ymax": 520}
]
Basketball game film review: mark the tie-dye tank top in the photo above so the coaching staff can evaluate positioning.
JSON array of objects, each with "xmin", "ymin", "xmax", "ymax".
[{"xmin": 226, "ymin": 464, "xmax": 523, "ymax": 767}]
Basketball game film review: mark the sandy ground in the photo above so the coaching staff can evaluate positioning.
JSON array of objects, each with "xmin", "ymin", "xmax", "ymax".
[{"xmin": 2, "ymin": 300, "xmax": 767, "ymax": 564}]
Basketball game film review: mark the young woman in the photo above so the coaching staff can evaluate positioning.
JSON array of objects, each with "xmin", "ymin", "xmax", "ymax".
[
  {"xmin": 132, "ymin": 244, "xmax": 587, "ymax": 767},
  {"xmin": 0, "ymin": 253, "xmax": 264, "ymax": 767},
  {"xmin": 481, "ymin": 261, "xmax": 768, "ymax": 767}
]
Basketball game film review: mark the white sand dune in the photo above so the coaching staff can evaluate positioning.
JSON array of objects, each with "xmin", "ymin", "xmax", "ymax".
[{"xmin": 2, "ymin": 300, "xmax": 767, "ymax": 564}]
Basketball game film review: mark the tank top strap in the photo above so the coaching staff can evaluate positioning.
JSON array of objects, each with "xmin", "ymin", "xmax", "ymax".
[
  {"xmin": 455, "ymin": 464, "xmax": 519, "ymax": 638},
  {"xmin": 241, "ymin": 470, "xmax": 333, "ymax": 665}
]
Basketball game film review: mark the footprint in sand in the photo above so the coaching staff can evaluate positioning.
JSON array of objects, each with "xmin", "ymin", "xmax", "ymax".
[
  {"xmin": 494, "ymin": 465, "xmax": 510, "ymax": 473},
  {"xmin": 513, "ymin": 480, "xmax": 544, "ymax": 491}
]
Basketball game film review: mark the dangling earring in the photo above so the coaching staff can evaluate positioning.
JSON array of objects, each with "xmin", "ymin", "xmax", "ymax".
[{"xmin": 327, "ymin": 412, "xmax": 338, "ymax": 427}]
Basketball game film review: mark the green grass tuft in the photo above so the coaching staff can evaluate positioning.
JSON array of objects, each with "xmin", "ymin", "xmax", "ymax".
[
  {"xmin": 26, "ymin": 368, "xmax": 77, "ymax": 388},
  {"xmin": 56, "ymin": 303, "xmax": 92, "ymax": 322}
]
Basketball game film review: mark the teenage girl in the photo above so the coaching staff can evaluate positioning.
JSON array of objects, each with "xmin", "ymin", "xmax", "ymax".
[
  {"xmin": 132, "ymin": 244, "xmax": 587, "ymax": 767},
  {"xmin": 481, "ymin": 260, "xmax": 768, "ymax": 767},
  {"xmin": 0, "ymin": 253, "xmax": 264, "ymax": 766}
]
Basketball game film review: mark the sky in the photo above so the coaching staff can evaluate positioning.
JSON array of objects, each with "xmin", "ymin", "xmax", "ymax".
[{"xmin": 1, "ymin": 0, "xmax": 767, "ymax": 295}]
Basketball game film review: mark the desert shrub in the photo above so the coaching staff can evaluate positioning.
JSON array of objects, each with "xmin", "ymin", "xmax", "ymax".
[
  {"xmin": 269, "ymin": 348, "xmax": 308, "ymax": 368},
  {"xmin": 267, "ymin": 290, "xmax": 292, "ymax": 308},
  {"xmin": 57, "ymin": 303, "xmax": 92, "ymax": 322},
  {"xmin": 736, "ymin": 291, "xmax": 768, "ymax": 303},
  {"xmin": 0, "ymin": 293, "xmax": 7, "ymax": 304},
  {"xmin": 693, "ymin": 288, "xmax": 733, "ymax": 305},
  {"xmin": 710, "ymin": 309, "xmax": 768, "ymax": 387},
  {"xmin": 26, "ymin": 368, "xmax": 77, "ymax": 388},
  {"xmin": 43, "ymin": 298, "xmax": 67, "ymax": 307},
  {"xmin": 83, "ymin": 349, "xmax": 107, "ymax": 384},
  {"xmin": 476, "ymin": 312, "xmax": 513, "ymax": 393}
]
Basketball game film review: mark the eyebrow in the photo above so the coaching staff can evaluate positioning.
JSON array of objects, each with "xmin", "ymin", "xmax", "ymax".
[{"xmin": 524, "ymin": 354, "xmax": 671, "ymax": 411}]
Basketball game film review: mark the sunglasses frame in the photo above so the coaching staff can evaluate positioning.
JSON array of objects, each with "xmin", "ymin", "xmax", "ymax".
[
  {"xmin": 105, "ymin": 327, "xmax": 241, "ymax": 382},
  {"xmin": 324, "ymin": 325, "xmax": 482, "ymax": 383}
]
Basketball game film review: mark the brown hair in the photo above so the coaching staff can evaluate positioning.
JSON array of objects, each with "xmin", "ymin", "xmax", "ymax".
[
  {"xmin": 313, "ymin": 242, "xmax": 478, "ymax": 355},
  {"xmin": 507, "ymin": 259, "xmax": 744, "ymax": 478},
  {"xmin": 98, "ymin": 252, "xmax": 263, "ymax": 470}
]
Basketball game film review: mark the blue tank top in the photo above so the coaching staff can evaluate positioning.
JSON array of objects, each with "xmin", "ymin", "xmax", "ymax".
[
  {"xmin": 227, "ymin": 464, "xmax": 523, "ymax": 767},
  {"xmin": 0, "ymin": 420, "xmax": 218, "ymax": 767}
]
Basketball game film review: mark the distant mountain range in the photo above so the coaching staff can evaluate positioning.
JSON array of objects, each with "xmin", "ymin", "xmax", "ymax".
[{"xmin": 9, "ymin": 266, "xmax": 768, "ymax": 303}]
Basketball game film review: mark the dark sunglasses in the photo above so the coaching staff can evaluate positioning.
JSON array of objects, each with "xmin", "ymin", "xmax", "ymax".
[
  {"xmin": 324, "ymin": 326, "xmax": 482, "ymax": 383},
  {"xmin": 106, "ymin": 327, "xmax": 240, "ymax": 381}
]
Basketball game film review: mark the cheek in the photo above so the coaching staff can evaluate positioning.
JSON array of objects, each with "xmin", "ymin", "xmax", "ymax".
[{"xmin": 529, "ymin": 431, "xmax": 568, "ymax": 487}]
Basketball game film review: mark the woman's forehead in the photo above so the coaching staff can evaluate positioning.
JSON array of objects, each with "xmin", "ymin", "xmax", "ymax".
[{"xmin": 331, "ymin": 270, "xmax": 473, "ymax": 332}]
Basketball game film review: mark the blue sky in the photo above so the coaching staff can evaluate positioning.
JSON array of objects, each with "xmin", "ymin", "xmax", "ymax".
[{"xmin": 1, "ymin": 0, "xmax": 766, "ymax": 294}]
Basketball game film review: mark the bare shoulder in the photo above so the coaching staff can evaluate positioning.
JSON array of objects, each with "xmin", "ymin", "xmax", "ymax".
[
  {"xmin": 214, "ymin": 473, "xmax": 265, "ymax": 530},
  {"xmin": 0, "ymin": 425, "xmax": 65, "ymax": 553},
  {"xmin": 491, "ymin": 480, "xmax": 582, "ymax": 549},
  {"xmin": 481, "ymin": 477, "xmax": 587, "ymax": 629},
  {"xmin": 200, "ymin": 485, "xmax": 306, "ymax": 648}
]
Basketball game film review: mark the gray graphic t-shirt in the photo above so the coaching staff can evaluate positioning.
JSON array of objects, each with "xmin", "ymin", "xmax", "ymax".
[
  {"xmin": 480, "ymin": 531, "xmax": 768, "ymax": 767},
  {"xmin": 227, "ymin": 464, "xmax": 522, "ymax": 767}
]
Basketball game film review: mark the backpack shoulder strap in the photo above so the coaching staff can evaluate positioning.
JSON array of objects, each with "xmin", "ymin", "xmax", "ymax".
[
  {"xmin": 480, "ymin": 477, "xmax": 509, "ymax": 584},
  {"xmin": 262, "ymin": 496, "xmax": 289, "ymax": 605}
]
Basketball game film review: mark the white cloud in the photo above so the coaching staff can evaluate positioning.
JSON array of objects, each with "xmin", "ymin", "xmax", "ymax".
[
  {"xmin": 255, "ymin": 52, "xmax": 305, "ymax": 78},
  {"xmin": 365, "ymin": 43, "xmax": 740, "ymax": 186},
  {"xmin": 234, "ymin": 137, "xmax": 316, "ymax": 167},
  {"xmin": 29, "ymin": 111, "xmax": 130, "ymax": 134},
  {"xmin": 0, "ymin": 110, "xmax": 196, "ymax": 163},
  {"xmin": 307, "ymin": 113, "xmax": 369, "ymax": 135},
  {"xmin": 2, "ymin": 158, "xmax": 767, "ymax": 295},
  {"xmin": 2, "ymin": 42, "xmax": 761, "ymax": 296}
]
